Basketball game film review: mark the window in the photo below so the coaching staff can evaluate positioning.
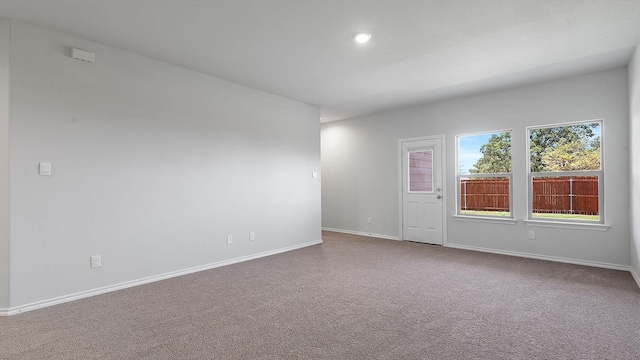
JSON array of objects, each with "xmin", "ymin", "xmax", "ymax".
[
  {"xmin": 409, "ymin": 149, "xmax": 434, "ymax": 192},
  {"xmin": 527, "ymin": 120, "xmax": 602, "ymax": 223},
  {"xmin": 456, "ymin": 131, "xmax": 512, "ymax": 218}
]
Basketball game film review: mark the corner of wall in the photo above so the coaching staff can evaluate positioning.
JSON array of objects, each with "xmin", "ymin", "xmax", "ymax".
[
  {"xmin": 629, "ymin": 44, "xmax": 640, "ymax": 285},
  {"xmin": 0, "ymin": 17, "xmax": 11, "ymax": 310}
]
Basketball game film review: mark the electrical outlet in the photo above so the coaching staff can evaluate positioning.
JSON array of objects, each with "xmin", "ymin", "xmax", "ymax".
[
  {"xmin": 39, "ymin": 162, "xmax": 52, "ymax": 176},
  {"xmin": 90, "ymin": 255, "xmax": 101, "ymax": 268},
  {"xmin": 227, "ymin": 235, "xmax": 233, "ymax": 245},
  {"xmin": 528, "ymin": 230, "xmax": 535, "ymax": 240},
  {"xmin": 250, "ymin": 232, "xmax": 255, "ymax": 241},
  {"xmin": 367, "ymin": 217, "xmax": 372, "ymax": 224}
]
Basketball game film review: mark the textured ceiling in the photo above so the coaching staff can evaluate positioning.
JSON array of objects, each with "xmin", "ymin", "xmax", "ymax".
[{"xmin": 0, "ymin": 0, "xmax": 639, "ymax": 122}]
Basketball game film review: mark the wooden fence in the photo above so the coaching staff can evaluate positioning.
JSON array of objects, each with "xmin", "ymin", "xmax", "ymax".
[{"xmin": 460, "ymin": 176, "xmax": 598, "ymax": 215}]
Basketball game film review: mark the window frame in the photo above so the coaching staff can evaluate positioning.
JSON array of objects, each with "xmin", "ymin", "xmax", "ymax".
[
  {"xmin": 526, "ymin": 119, "xmax": 604, "ymax": 225},
  {"xmin": 455, "ymin": 130, "xmax": 514, "ymax": 220}
]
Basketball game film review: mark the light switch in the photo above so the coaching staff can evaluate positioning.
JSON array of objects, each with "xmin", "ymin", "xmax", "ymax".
[
  {"xmin": 39, "ymin": 162, "xmax": 52, "ymax": 176},
  {"xmin": 312, "ymin": 171, "xmax": 318, "ymax": 179}
]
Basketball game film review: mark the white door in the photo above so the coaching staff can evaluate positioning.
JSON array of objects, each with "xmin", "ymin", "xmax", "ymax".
[{"xmin": 401, "ymin": 137, "xmax": 444, "ymax": 244}]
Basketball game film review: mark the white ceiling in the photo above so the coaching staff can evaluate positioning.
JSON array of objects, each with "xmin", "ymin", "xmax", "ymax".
[{"xmin": 0, "ymin": 0, "xmax": 639, "ymax": 122}]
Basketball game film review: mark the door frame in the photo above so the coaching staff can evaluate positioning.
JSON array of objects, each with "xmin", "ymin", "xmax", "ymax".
[{"xmin": 398, "ymin": 134, "xmax": 447, "ymax": 245}]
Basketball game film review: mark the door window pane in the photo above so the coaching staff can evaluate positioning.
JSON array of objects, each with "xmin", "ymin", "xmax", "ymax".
[{"xmin": 409, "ymin": 150, "xmax": 433, "ymax": 192}]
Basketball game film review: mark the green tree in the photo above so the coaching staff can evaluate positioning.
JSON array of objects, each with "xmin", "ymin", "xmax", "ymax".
[
  {"xmin": 469, "ymin": 132, "xmax": 511, "ymax": 173},
  {"xmin": 468, "ymin": 124, "xmax": 600, "ymax": 174},
  {"xmin": 529, "ymin": 124, "xmax": 598, "ymax": 172},
  {"xmin": 541, "ymin": 138, "xmax": 600, "ymax": 171}
]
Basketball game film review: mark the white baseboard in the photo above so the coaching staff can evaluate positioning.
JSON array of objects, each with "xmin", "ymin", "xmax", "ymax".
[
  {"xmin": 630, "ymin": 266, "xmax": 640, "ymax": 289},
  {"xmin": 322, "ymin": 227, "xmax": 400, "ymax": 241},
  {"xmin": 0, "ymin": 239, "xmax": 322, "ymax": 317},
  {"xmin": 446, "ymin": 243, "xmax": 630, "ymax": 271}
]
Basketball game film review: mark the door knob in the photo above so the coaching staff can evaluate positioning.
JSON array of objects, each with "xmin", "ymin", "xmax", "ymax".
[{"xmin": 437, "ymin": 195, "xmax": 442, "ymax": 199}]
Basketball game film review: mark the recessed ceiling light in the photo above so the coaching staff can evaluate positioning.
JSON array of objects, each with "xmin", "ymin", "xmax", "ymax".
[{"xmin": 353, "ymin": 32, "xmax": 372, "ymax": 44}]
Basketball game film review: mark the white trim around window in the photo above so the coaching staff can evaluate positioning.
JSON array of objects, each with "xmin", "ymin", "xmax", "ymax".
[
  {"xmin": 455, "ymin": 130, "xmax": 513, "ymax": 222},
  {"xmin": 526, "ymin": 119, "xmax": 606, "ymax": 227}
]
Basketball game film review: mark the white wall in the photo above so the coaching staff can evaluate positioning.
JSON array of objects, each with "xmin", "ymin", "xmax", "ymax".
[
  {"xmin": 5, "ymin": 20, "xmax": 321, "ymax": 311},
  {"xmin": 0, "ymin": 18, "xmax": 10, "ymax": 309},
  {"xmin": 322, "ymin": 68, "xmax": 630, "ymax": 267},
  {"xmin": 630, "ymin": 46, "xmax": 640, "ymax": 280}
]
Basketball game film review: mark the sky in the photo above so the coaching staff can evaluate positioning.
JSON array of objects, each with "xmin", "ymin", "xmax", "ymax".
[{"xmin": 458, "ymin": 133, "xmax": 491, "ymax": 174}]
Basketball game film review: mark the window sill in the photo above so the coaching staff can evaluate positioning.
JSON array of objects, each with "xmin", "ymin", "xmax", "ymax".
[
  {"xmin": 453, "ymin": 215, "xmax": 517, "ymax": 225},
  {"xmin": 523, "ymin": 219, "xmax": 609, "ymax": 231}
]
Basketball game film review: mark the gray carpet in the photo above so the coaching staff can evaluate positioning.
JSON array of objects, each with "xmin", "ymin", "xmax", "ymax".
[{"xmin": 1, "ymin": 231, "xmax": 639, "ymax": 359}]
